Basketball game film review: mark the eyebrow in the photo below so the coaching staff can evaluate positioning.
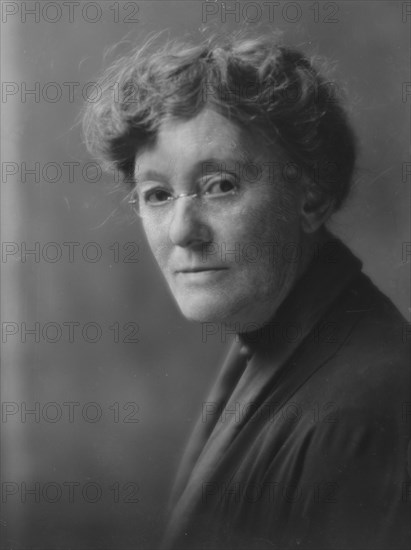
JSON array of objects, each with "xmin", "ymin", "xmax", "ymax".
[
  {"xmin": 133, "ymin": 169, "xmax": 168, "ymax": 185},
  {"xmin": 134, "ymin": 156, "xmax": 254, "ymax": 186}
]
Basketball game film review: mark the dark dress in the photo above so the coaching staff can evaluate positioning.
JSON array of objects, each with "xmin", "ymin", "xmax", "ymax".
[{"xmin": 162, "ymin": 236, "xmax": 411, "ymax": 550}]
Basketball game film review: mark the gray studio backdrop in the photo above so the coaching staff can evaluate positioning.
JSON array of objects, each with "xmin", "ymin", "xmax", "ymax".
[{"xmin": 1, "ymin": 1, "xmax": 410, "ymax": 549}]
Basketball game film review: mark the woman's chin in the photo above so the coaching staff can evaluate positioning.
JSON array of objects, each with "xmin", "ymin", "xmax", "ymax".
[{"xmin": 176, "ymin": 297, "xmax": 233, "ymax": 324}]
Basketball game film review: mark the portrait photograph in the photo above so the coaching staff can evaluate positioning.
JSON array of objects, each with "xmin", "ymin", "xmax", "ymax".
[{"xmin": 1, "ymin": 1, "xmax": 410, "ymax": 549}]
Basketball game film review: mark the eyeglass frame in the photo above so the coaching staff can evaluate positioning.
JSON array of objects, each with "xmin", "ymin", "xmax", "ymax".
[{"xmin": 127, "ymin": 187, "xmax": 239, "ymax": 219}]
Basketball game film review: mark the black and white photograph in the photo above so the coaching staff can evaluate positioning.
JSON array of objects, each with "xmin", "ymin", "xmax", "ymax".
[{"xmin": 1, "ymin": 1, "xmax": 410, "ymax": 549}]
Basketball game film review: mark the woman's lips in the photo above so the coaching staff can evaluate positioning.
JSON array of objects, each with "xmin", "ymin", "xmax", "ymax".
[
  {"xmin": 178, "ymin": 267, "xmax": 227, "ymax": 272},
  {"xmin": 176, "ymin": 267, "xmax": 228, "ymax": 281}
]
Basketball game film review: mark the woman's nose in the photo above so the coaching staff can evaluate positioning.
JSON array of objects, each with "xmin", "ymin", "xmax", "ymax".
[{"xmin": 168, "ymin": 196, "xmax": 212, "ymax": 248}]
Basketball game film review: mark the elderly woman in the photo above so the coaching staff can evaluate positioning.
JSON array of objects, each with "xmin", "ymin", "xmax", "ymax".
[{"xmin": 83, "ymin": 31, "xmax": 410, "ymax": 550}]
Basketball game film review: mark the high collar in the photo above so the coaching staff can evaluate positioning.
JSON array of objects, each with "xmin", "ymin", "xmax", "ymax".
[{"xmin": 238, "ymin": 232, "xmax": 363, "ymax": 354}]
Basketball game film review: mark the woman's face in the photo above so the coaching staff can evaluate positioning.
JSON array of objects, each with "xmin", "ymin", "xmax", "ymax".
[{"xmin": 134, "ymin": 108, "xmax": 305, "ymax": 329}]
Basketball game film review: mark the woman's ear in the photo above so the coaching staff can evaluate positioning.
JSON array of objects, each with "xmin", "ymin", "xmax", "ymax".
[{"xmin": 299, "ymin": 190, "xmax": 335, "ymax": 233}]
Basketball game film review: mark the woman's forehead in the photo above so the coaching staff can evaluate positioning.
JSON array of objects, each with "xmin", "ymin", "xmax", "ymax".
[{"xmin": 134, "ymin": 109, "xmax": 278, "ymax": 177}]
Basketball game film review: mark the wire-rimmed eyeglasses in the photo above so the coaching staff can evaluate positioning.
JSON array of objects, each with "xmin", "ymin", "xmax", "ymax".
[{"xmin": 127, "ymin": 180, "xmax": 240, "ymax": 220}]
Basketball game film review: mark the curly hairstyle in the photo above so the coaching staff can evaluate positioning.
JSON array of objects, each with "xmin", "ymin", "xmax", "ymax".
[{"xmin": 83, "ymin": 30, "xmax": 356, "ymax": 212}]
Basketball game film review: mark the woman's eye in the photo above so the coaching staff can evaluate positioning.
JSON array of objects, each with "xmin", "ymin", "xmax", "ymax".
[
  {"xmin": 206, "ymin": 177, "xmax": 237, "ymax": 195},
  {"xmin": 143, "ymin": 189, "xmax": 172, "ymax": 204}
]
